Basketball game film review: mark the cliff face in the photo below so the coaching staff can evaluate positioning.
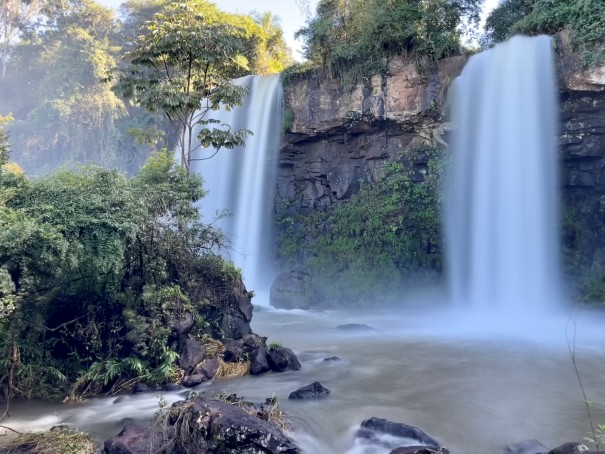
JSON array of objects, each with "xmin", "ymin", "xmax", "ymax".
[
  {"xmin": 278, "ymin": 56, "xmax": 465, "ymax": 212},
  {"xmin": 278, "ymin": 41, "xmax": 605, "ymax": 302}
]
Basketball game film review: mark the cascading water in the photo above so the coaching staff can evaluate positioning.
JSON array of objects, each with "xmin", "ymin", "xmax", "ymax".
[
  {"xmin": 445, "ymin": 35, "xmax": 563, "ymax": 315},
  {"xmin": 190, "ymin": 75, "xmax": 283, "ymax": 301}
]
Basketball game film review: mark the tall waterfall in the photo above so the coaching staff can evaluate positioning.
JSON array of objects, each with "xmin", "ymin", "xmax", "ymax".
[
  {"xmin": 191, "ymin": 75, "xmax": 283, "ymax": 300},
  {"xmin": 445, "ymin": 35, "xmax": 562, "ymax": 315}
]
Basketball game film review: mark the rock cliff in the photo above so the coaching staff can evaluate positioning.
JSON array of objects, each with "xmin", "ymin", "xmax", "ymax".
[{"xmin": 278, "ymin": 37, "xmax": 605, "ymax": 303}]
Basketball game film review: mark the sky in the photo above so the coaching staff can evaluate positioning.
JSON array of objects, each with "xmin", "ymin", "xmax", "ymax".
[{"xmin": 95, "ymin": 0, "xmax": 500, "ymax": 61}]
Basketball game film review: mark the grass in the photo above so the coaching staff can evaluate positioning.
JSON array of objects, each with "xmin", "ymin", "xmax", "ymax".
[{"xmin": 4, "ymin": 429, "xmax": 96, "ymax": 454}]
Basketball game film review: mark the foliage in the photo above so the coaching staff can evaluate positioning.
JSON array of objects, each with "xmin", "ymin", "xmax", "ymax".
[
  {"xmin": 483, "ymin": 0, "xmax": 605, "ymax": 66},
  {"xmin": 276, "ymin": 148, "xmax": 444, "ymax": 305},
  {"xmin": 0, "ymin": 152, "xmax": 242, "ymax": 402},
  {"xmin": 1, "ymin": 0, "xmax": 128, "ymax": 173},
  {"xmin": 296, "ymin": 0, "xmax": 481, "ymax": 84}
]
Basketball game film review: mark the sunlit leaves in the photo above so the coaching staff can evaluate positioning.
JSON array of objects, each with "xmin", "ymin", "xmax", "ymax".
[{"xmin": 111, "ymin": 1, "xmax": 252, "ymax": 171}]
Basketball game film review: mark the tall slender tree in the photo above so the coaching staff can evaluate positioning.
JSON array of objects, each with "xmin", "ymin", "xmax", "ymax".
[{"xmin": 111, "ymin": 1, "xmax": 252, "ymax": 173}]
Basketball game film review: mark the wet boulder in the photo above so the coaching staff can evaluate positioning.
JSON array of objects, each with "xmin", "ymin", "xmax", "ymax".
[
  {"xmin": 547, "ymin": 443, "xmax": 589, "ymax": 454},
  {"xmin": 289, "ymin": 381, "xmax": 330, "ymax": 400},
  {"xmin": 223, "ymin": 333, "xmax": 267, "ymax": 363},
  {"xmin": 270, "ymin": 270, "xmax": 318, "ymax": 309},
  {"xmin": 357, "ymin": 417, "xmax": 442, "ymax": 452},
  {"xmin": 132, "ymin": 383, "xmax": 154, "ymax": 394},
  {"xmin": 194, "ymin": 356, "xmax": 220, "ymax": 380},
  {"xmin": 268, "ymin": 346, "xmax": 301, "ymax": 372},
  {"xmin": 390, "ymin": 447, "xmax": 450, "ymax": 454},
  {"xmin": 178, "ymin": 338, "xmax": 206, "ymax": 374},
  {"xmin": 336, "ymin": 323, "xmax": 377, "ymax": 332},
  {"xmin": 503, "ymin": 439, "xmax": 548, "ymax": 454},
  {"xmin": 249, "ymin": 346, "xmax": 271, "ymax": 375},
  {"xmin": 104, "ymin": 423, "xmax": 150, "ymax": 454}
]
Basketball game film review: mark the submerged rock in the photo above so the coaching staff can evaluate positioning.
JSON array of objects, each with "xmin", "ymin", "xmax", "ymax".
[
  {"xmin": 357, "ymin": 417, "xmax": 441, "ymax": 449},
  {"xmin": 288, "ymin": 381, "xmax": 330, "ymax": 400},
  {"xmin": 336, "ymin": 323, "xmax": 377, "ymax": 332},
  {"xmin": 249, "ymin": 346, "xmax": 271, "ymax": 375},
  {"xmin": 323, "ymin": 356, "xmax": 342, "ymax": 362},
  {"xmin": 390, "ymin": 447, "xmax": 450, "ymax": 454},
  {"xmin": 503, "ymin": 439, "xmax": 548, "ymax": 454}
]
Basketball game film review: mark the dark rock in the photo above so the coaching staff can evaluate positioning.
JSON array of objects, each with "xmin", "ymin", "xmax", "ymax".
[
  {"xmin": 154, "ymin": 394, "xmax": 298, "ymax": 453},
  {"xmin": 358, "ymin": 417, "xmax": 440, "ymax": 448},
  {"xmin": 323, "ymin": 356, "xmax": 342, "ymax": 362},
  {"xmin": 195, "ymin": 356, "xmax": 220, "ymax": 379},
  {"xmin": 288, "ymin": 381, "xmax": 330, "ymax": 399},
  {"xmin": 503, "ymin": 439, "xmax": 548, "ymax": 454},
  {"xmin": 336, "ymin": 323, "xmax": 377, "ymax": 332},
  {"xmin": 268, "ymin": 346, "xmax": 302, "ymax": 372},
  {"xmin": 173, "ymin": 311, "xmax": 194, "ymax": 336},
  {"xmin": 390, "ymin": 447, "xmax": 449, "ymax": 454},
  {"xmin": 223, "ymin": 333, "xmax": 267, "ymax": 363},
  {"xmin": 249, "ymin": 346, "xmax": 271, "ymax": 375},
  {"xmin": 270, "ymin": 270, "xmax": 318, "ymax": 309},
  {"xmin": 161, "ymin": 383, "xmax": 182, "ymax": 392},
  {"xmin": 178, "ymin": 338, "xmax": 206, "ymax": 374},
  {"xmin": 202, "ymin": 277, "xmax": 253, "ymax": 340},
  {"xmin": 181, "ymin": 373, "xmax": 206, "ymax": 387},
  {"xmin": 547, "ymin": 443, "xmax": 589, "ymax": 454},
  {"xmin": 132, "ymin": 383, "xmax": 154, "ymax": 394},
  {"xmin": 104, "ymin": 423, "xmax": 150, "ymax": 454}
]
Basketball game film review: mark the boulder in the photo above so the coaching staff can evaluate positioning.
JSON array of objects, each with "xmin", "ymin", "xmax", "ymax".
[
  {"xmin": 249, "ymin": 346, "xmax": 271, "ymax": 375},
  {"xmin": 178, "ymin": 338, "xmax": 206, "ymax": 374},
  {"xmin": 547, "ymin": 443, "xmax": 589, "ymax": 454},
  {"xmin": 336, "ymin": 323, "xmax": 377, "ymax": 332},
  {"xmin": 503, "ymin": 439, "xmax": 548, "ymax": 454},
  {"xmin": 198, "ymin": 356, "xmax": 220, "ymax": 379},
  {"xmin": 104, "ymin": 423, "xmax": 150, "ymax": 454},
  {"xmin": 270, "ymin": 270, "xmax": 318, "ymax": 309},
  {"xmin": 288, "ymin": 381, "xmax": 330, "ymax": 400},
  {"xmin": 132, "ymin": 383, "xmax": 154, "ymax": 394},
  {"xmin": 323, "ymin": 356, "xmax": 342, "ymax": 362},
  {"xmin": 390, "ymin": 447, "xmax": 449, "ymax": 454},
  {"xmin": 153, "ymin": 394, "xmax": 297, "ymax": 453},
  {"xmin": 268, "ymin": 346, "xmax": 302, "ymax": 372},
  {"xmin": 223, "ymin": 334, "xmax": 267, "ymax": 363},
  {"xmin": 357, "ymin": 417, "xmax": 441, "ymax": 448},
  {"xmin": 182, "ymin": 373, "xmax": 206, "ymax": 387}
]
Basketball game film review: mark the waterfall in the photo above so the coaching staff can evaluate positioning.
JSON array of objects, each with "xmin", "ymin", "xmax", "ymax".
[
  {"xmin": 445, "ymin": 35, "xmax": 562, "ymax": 315},
  {"xmin": 190, "ymin": 74, "xmax": 283, "ymax": 302}
]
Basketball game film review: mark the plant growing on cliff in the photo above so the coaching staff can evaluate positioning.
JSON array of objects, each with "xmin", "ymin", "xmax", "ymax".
[
  {"xmin": 276, "ymin": 147, "xmax": 444, "ymax": 305},
  {"xmin": 110, "ymin": 1, "xmax": 251, "ymax": 173}
]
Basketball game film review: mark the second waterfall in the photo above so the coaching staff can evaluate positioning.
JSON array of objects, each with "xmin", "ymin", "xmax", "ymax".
[{"xmin": 190, "ymin": 75, "xmax": 283, "ymax": 301}]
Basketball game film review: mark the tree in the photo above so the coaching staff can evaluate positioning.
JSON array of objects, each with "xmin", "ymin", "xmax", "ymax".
[
  {"xmin": 111, "ymin": 1, "xmax": 252, "ymax": 173},
  {"xmin": 1, "ymin": 0, "xmax": 127, "ymax": 173},
  {"xmin": 0, "ymin": 0, "xmax": 42, "ymax": 78}
]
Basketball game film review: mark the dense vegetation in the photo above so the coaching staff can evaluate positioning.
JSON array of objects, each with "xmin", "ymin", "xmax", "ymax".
[
  {"xmin": 484, "ymin": 0, "xmax": 605, "ymax": 65},
  {"xmin": 289, "ymin": 0, "xmax": 481, "ymax": 85},
  {"xmin": 276, "ymin": 149, "xmax": 444, "ymax": 306},
  {"xmin": 0, "ymin": 0, "xmax": 292, "ymax": 174},
  {"xmin": 0, "ymin": 148, "xmax": 246, "ymax": 403}
]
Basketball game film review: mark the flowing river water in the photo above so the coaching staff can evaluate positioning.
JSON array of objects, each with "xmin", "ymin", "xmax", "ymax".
[{"xmin": 4, "ymin": 306, "xmax": 604, "ymax": 453}]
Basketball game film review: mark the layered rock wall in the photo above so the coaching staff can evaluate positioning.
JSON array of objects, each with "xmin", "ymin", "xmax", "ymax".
[{"xmin": 278, "ymin": 40, "xmax": 605, "ymax": 299}]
